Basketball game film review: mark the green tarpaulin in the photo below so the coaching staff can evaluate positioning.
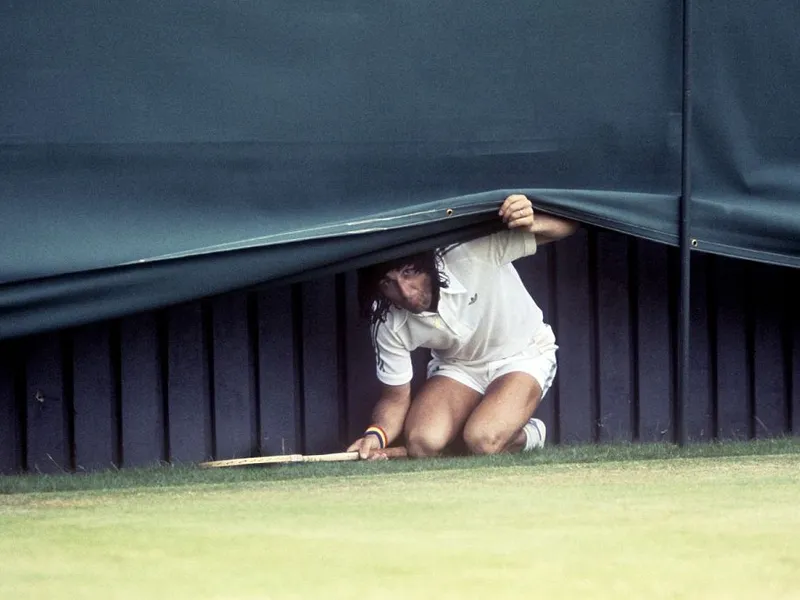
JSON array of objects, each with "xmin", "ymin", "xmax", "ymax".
[{"xmin": 1, "ymin": 1, "xmax": 798, "ymax": 339}]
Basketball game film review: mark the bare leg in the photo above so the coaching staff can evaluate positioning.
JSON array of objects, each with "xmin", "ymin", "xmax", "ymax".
[
  {"xmin": 404, "ymin": 376, "xmax": 483, "ymax": 458},
  {"xmin": 462, "ymin": 372, "xmax": 543, "ymax": 455}
]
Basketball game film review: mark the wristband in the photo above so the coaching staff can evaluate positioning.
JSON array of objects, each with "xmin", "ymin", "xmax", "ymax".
[{"xmin": 364, "ymin": 425, "xmax": 387, "ymax": 449}]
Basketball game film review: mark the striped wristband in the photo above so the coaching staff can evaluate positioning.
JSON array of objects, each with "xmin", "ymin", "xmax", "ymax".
[{"xmin": 364, "ymin": 425, "xmax": 387, "ymax": 449}]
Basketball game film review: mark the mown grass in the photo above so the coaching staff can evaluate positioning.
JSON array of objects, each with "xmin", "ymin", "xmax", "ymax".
[
  {"xmin": 0, "ymin": 446, "xmax": 798, "ymax": 599},
  {"xmin": 1, "ymin": 437, "xmax": 799, "ymax": 495}
]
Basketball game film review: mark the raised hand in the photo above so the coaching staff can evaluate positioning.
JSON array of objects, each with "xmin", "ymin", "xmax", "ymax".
[{"xmin": 498, "ymin": 194, "xmax": 535, "ymax": 232}]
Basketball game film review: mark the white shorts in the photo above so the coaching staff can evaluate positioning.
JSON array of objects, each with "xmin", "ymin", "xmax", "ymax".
[{"xmin": 426, "ymin": 325, "xmax": 558, "ymax": 397}]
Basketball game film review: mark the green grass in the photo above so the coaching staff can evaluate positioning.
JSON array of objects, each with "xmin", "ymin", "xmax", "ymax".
[
  {"xmin": 1, "ymin": 441, "xmax": 799, "ymax": 599},
  {"xmin": 2, "ymin": 438, "xmax": 799, "ymax": 495}
]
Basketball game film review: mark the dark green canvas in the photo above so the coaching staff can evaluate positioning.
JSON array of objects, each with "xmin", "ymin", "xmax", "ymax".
[{"xmin": 1, "ymin": 1, "xmax": 796, "ymax": 339}]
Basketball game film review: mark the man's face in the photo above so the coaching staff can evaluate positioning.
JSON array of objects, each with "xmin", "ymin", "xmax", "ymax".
[{"xmin": 378, "ymin": 265, "xmax": 434, "ymax": 313}]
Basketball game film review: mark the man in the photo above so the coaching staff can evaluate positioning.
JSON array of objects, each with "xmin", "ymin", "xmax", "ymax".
[{"xmin": 348, "ymin": 194, "xmax": 578, "ymax": 459}]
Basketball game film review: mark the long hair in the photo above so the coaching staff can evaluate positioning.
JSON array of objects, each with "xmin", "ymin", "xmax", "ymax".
[{"xmin": 357, "ymin": 248, "xmax": 450, "ymax": 370}]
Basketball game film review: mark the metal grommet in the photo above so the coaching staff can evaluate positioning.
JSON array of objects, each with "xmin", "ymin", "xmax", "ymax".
[
  {"xmin": 691, "ymin": 238, "xmax": 698, "ymax": 247},
  {"xmin": 445, "ymin": 208, "xmax": 454, "ymax": 216}
]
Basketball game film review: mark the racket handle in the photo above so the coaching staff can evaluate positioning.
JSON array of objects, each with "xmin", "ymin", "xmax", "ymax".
[{"xmin": 303, "ymin": 446, "xmax": 408, "ymax": 462}]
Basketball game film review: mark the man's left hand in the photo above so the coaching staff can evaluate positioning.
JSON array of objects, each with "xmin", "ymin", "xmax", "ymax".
[{"xmin": 499, "ymin": 194, "xmax": 535, "ymax": 232}]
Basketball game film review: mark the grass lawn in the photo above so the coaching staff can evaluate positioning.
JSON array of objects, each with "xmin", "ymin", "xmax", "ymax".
[{"xmin": 1, "ymin": 441, "xmax": 799, "ymax": 599}]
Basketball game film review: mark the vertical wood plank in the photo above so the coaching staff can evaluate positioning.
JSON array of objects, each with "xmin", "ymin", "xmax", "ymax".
[
  {"xmin": 25, "ymin": 333, "xmax": 69, "ymax": 472},
  {"xmin": 686, "ymin": 253, "xmax": 713, "ymax": 440},
  {"xmin": 752, "ymin": 264, "xmax": 788, "ymax": 438},
  {"xmin": 0, "ymin": 341, "xmax": 22, "ymax": 474},
  {"xmin": 791, "ymin": 266, "xmax": 800, "ymax": 435},
  {"xmin": 516, "ymin": 246, "xmax": 557, "ymax": 439},
  {"xmin": 714, "ymin": 256, "xmax": 749, "ymax": 439},
  {"xmin": 120, "ymin": 313, "xmax": 164, "ymax": 466},
  {"xmin": 344, "ymin": 272, "xmax": 382, "ymax": 443},
  {"xmin": 211, "ymin": 294, "xmax": 256, "ymax": 459},
  {"xmin": 553, "ymin": 229, "xmax": 594, "ymax": 443},
  {"xmin": 72, "ymin": 323, "xmax": 117, "ymax": 470},
  {"xmin": 167, "ymin": 302, "xmax": 211, "ymax": 463},
  {"xmin": 596, "ymin": 232, "xmax": 633, "ymax": 442},
  {"xmin": 301, "ymin": 277, "xmax": 342, "ymax": 454},
  {"xmin": 257, "ymin": 286, "xmax": 300, "ymax": 456},
  {"xmin": 636, "ymin": 240, "xmax": 673, "ymax": 441}
]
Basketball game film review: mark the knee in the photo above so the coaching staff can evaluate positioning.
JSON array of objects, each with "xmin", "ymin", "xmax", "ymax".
[
  {"xmin": 463, "ymin": 422, "xmax": 507, "ymax": 456},
  {"xmin": 405, "ymin": 426, "xmax": 449, "ymax": 458}
]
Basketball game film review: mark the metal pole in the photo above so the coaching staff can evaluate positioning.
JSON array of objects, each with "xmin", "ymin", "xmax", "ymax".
[{"xmin": 677, "ymin": 0, "xmax": 693, "ymax": 447}]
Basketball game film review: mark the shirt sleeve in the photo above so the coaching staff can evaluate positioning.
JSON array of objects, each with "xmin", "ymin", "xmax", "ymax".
[
  {"xmin": 373, "ymin": 320, "xmax": 414, "ymax": 386},
  {"xmin": 461, "ymin": 229, "xmax": 538, "ymax": 266}
]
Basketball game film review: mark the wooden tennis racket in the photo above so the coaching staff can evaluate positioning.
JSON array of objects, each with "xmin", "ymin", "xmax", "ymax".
[{"xmin": 199, "ymin": 446, "xmax": 408, "ymax": 468}]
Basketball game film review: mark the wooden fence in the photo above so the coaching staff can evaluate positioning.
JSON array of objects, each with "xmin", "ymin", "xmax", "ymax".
[{"xmin": 1, "ymin": 229, "xmax": 797, "ymax": 473}]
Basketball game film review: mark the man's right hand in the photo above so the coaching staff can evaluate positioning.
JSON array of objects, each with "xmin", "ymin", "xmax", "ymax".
[{"xmin": 347, "ymin": 435, "xmax": 387, "ymax": 460}]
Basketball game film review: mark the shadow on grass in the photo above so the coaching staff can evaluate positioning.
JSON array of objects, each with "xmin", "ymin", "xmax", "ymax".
[{"xmin": 2, "ymin": 438, "xmax": 799, "ymax": 495}]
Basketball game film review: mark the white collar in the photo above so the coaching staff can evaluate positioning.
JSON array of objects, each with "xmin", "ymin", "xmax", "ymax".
[{"xmin": 440, "ymin": 265, "xmax": 467, "ymax": 296}]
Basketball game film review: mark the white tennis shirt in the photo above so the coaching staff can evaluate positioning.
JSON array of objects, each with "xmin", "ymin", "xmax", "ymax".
[{"xmin": 374, "ymin": 228, "xmax": 545, "ymax": 386}]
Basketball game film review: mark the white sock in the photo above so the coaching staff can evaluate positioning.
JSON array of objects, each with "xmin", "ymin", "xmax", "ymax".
[{"xmin": 523, "ymin": 419, "xmax": 546, "ymax": 451}]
